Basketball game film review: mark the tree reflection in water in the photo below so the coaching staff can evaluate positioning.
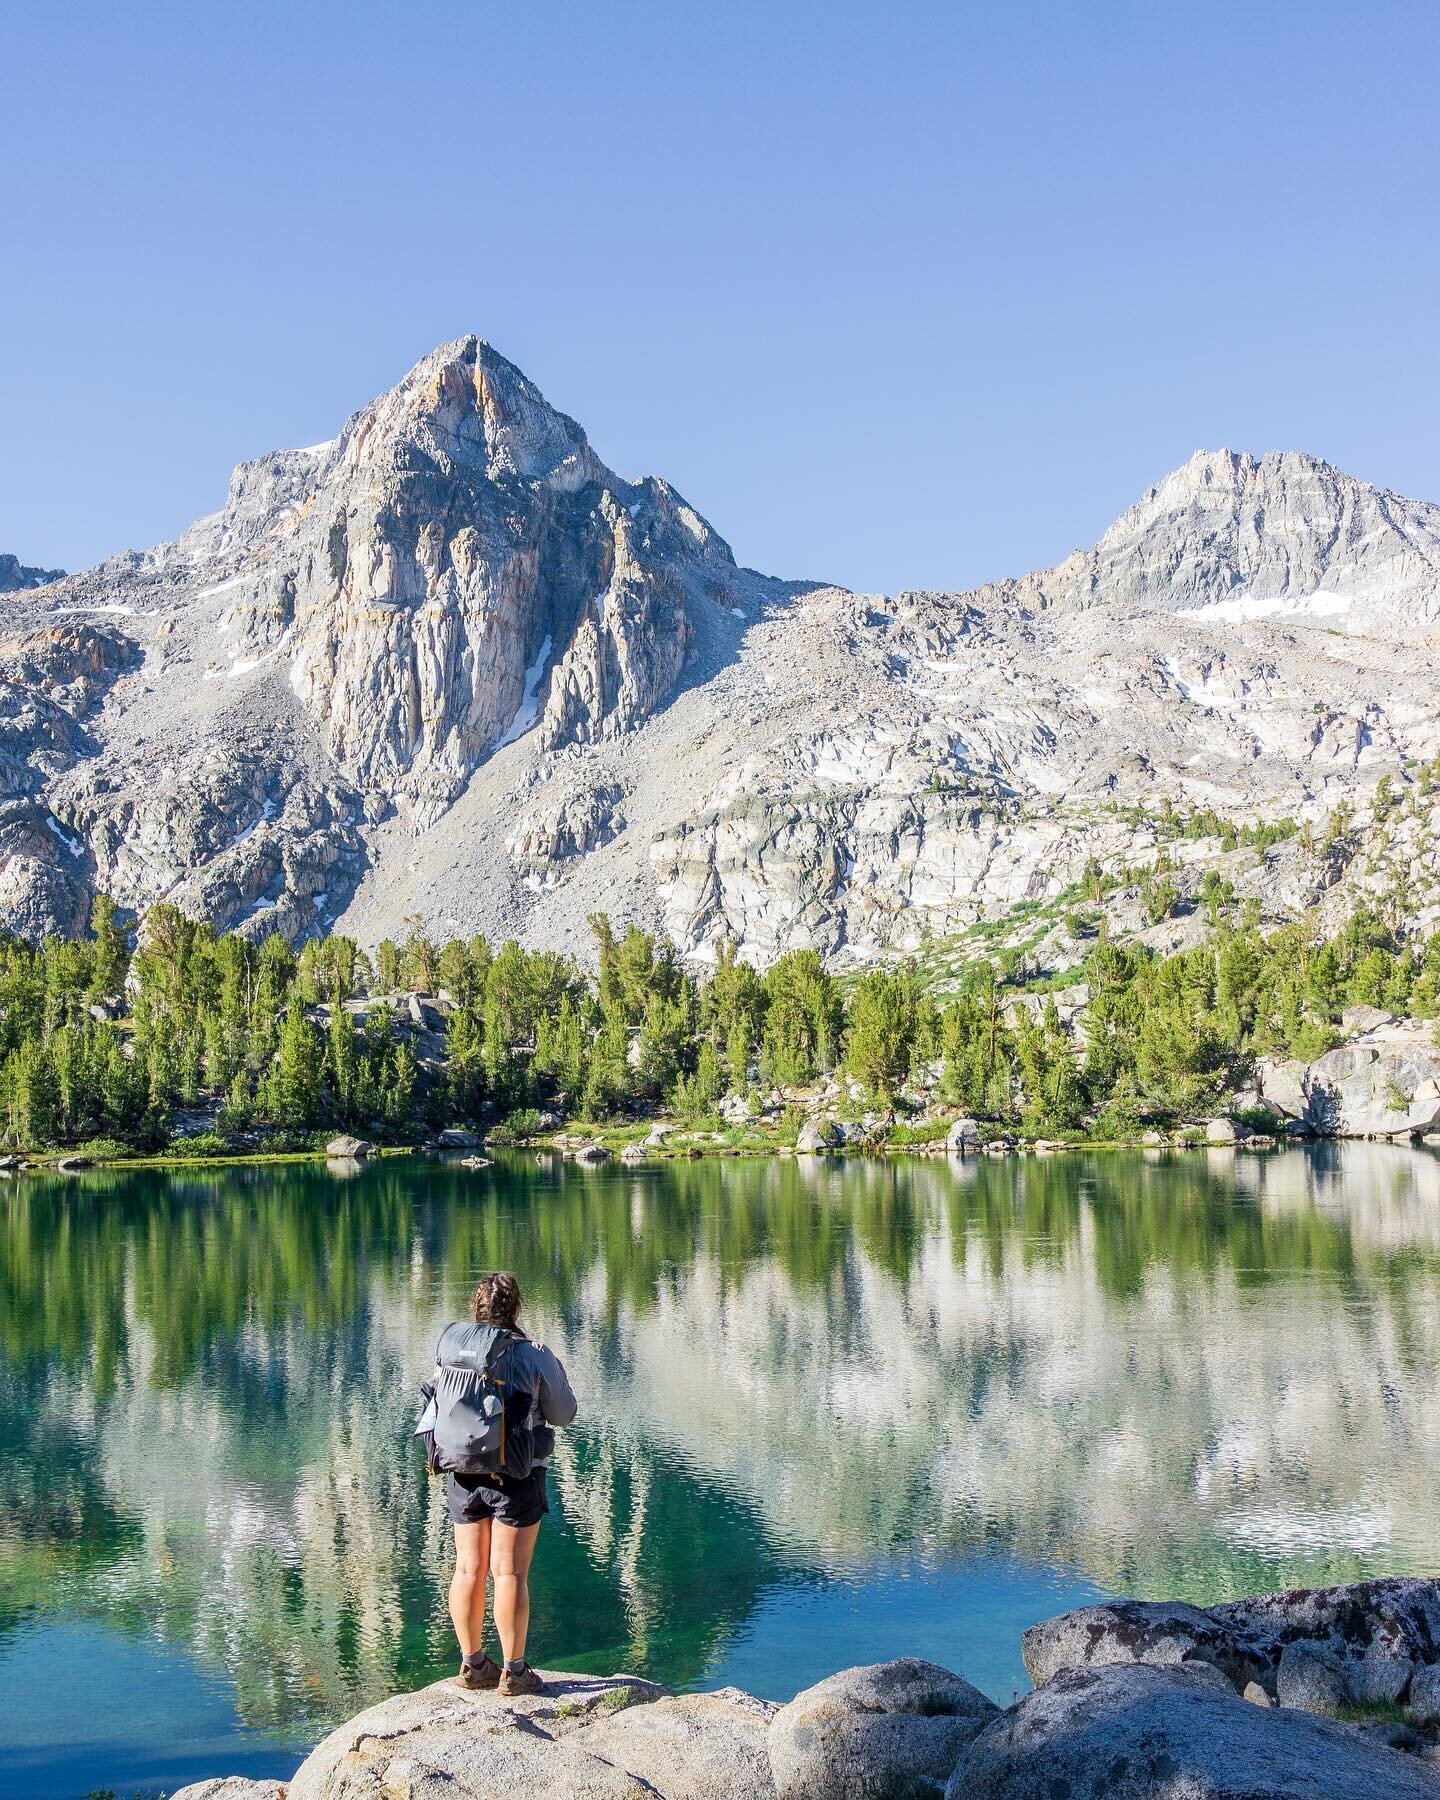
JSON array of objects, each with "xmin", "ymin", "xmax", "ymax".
[{"xmin": 1, "ymin": 1143, "xmax": 1437, "ymax": 1738}]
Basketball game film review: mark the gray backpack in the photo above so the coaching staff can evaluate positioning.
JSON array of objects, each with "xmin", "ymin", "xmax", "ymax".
[{"xmin": 417, "ymin": 1321, "xmax": 537, "ymax": 1480}]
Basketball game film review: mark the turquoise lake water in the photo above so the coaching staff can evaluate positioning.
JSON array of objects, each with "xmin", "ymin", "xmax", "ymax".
[{"xmin": 3, "ymin": 1143, "xmax": 1438, "ymax": 1795}]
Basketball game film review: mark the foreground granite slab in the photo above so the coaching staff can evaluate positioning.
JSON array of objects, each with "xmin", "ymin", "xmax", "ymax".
[
  {"xmin": 569, "ymin": 1686, "xmax": 778, "ymax": 1798},
  {"xmin": 170, "ymin": 1783, "xmax": 286, "ymax": 1800},
  {"xmin": 286, "ymin": 1671, "xmax": 670, "ymax": 1800},
  {"xmin": 950, "ymin": 1661, "xmax": 1440, "ymax": 1799},
  {"xmin": 164, "ymin": 1582, "xmax": 1440, "ymax": 1800},
  {"xmin": 768, "ymin": 1658, "xmax": 998, "ymax": 1799}
]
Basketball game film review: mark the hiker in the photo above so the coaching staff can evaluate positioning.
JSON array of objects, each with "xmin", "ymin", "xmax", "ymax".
[{"xmin": 417, "ymin": 1271, "xmax": 577, "ymax": 1695}]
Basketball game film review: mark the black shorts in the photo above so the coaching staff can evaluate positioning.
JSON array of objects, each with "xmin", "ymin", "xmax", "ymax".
[{"xmin": 445, "ymin": 1466, "xmax": 549, "ymax": 1529}]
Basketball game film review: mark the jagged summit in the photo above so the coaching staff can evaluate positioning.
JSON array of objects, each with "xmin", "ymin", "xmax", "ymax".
[
  {"xmin": 0, "ymin": 552, "xmax": 65, "ymax": 593},
  {"xmin": 1, "ymin": 337, "xmax": 1436, "ymax": 962},
  {"xmin": 968, "ymin": 446, "xmax": 1440, "ymax": 630}
]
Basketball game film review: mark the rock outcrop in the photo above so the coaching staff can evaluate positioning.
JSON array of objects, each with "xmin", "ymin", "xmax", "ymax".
[
  {"xmin": 286, "ymin": 1672, "xmax": 669, "ymax": 1800},
  {"xmin": 169, "ymin": 1783, "xmax": 286, "ymax": 1800},
  {"xmin": 160, "ymin": 1581, "xmax": 1440, "ymax": 1800},
  {"xmin": 1022, "ymin": 1577, "xmax": 1440, "ymax": 1699},
  {"xmin": 950, "ymin": 1661, "xmax": 1440, "ymax": 1800},
  {"xmin": 1255, "ymin": 1020, "xmax": 1440, "ymax": 1137},
  {"xmin": 569, "ymin": 1687, "xmax": 777, "ymax": 1799},
  {"xmin": 1276, "ymin": 1641, "xmax": 1352, "ymax": 1715},
  {"xmin": 508, "ymin": 779, "xmax": 624, "ymax": 884},
  {"xmin": 795, "ymin": 1117, "xmax": 844, "ymax": 1153},
  {"xmin": 6, "ymin": 339, "xmax": 1440, "ymax": 959},
  {"xmin": 0, "ymin": 551, "xmax": 64, "ymax": 592},
  {"xmin": 767, "ymin": 1658, "xmax": 997, "ymax": 1799}
]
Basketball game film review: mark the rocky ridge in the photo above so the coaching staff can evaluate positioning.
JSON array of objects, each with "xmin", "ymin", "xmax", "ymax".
[
  {"xmin": 0, "ymin": 551, "xmax": 65, "ymax": 592},
  {"xmin": 3, "ymin": 343, "xmax": 1439, "ymax": 965},
  {"xmin": 171, "ymin": 1577, "xmax": 1440, "ymax": 1799}
]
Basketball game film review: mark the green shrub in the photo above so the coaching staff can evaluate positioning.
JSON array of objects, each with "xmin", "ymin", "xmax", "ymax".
[
  {"xmin": 165, "ymin": 1131, "xmax": 234, "ymax": 1157},
  {"xmin": 490, "ymin": 1107, "xmax": 545, "ymax": 1143},
  {"xmin": 68, "ymin": 1136, "xmax": 135, "ymax": 1161},
  {"xmin": 775, "ymin": 1103, "xmax": 807, "ymax": 1145},
  {"xmin": 886, "ymin": 1118, "xmax": 950, "ymax": 1146}
]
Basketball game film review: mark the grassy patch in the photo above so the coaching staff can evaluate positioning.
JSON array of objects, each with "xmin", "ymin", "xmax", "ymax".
[{"xmin": 1334, "ymin": 1699, "xmax": 1411, "ymax": 1726}]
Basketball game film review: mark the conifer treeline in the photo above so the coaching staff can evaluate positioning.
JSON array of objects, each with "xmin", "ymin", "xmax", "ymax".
[{"xmin": 0, "ymin": 896, "xmax": 1433, "ymax": 1150}]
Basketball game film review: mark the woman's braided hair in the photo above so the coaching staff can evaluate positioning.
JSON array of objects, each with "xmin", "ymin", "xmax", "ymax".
[{"xmin": 470, "ymin": 1271, "xmax": 522, "ymax": 1330}]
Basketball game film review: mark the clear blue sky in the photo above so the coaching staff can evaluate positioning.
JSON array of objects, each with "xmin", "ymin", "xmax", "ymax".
[{"xmin": 2, "ymin": 1, "xmax": 1437, "ymax": 592}]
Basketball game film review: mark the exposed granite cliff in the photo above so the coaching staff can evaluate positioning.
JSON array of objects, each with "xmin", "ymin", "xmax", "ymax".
[{"xmin": 2, "ymin": 343, "xmax": 1438, "ymax": 959}]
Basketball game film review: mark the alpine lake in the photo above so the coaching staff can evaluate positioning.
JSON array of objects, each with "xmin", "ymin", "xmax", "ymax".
[{"xmin": 3, "ymin": 1143, "xmax": 1439, "ymax": 1796}]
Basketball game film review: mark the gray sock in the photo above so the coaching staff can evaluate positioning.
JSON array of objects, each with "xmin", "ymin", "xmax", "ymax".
[
  {"xmin": 463, "ymin": 1650, "xmax": 489, "ymax": 1667},
  {"xmin": 505, "ymin": 1657, "xmax": 526, "ymax": 1673}
]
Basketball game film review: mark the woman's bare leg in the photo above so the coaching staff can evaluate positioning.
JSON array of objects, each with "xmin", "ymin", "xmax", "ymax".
[
  {"xmin": 489, "ymin": 1520, "xmax": 540, "ymax": 1665},
  {"xmin": 449, "ymin": 1519, "xmax": 492, "ymax": 1658}
]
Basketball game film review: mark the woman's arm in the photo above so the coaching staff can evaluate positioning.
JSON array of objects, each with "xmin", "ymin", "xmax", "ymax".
[{"xmin": 533, "ymin": 1344, "xmax": 577, "ymax": 1426}]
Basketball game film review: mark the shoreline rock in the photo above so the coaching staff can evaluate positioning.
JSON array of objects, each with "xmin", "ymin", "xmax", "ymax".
[
  {"xmin": 176, "ymin": 1578, "xmax": 1440, "ymax": 1800},
  {"xmin": 768, "ymin": 1658, "xmax": 997, "ymax": 1798},
  {"xmin": 953, "ymin": 1661, "xmax": 1440, "ymax": 1800},
  {"xmin": 1022, "ymin": 1577, "xmax": 1440, "ymax": 1699}
]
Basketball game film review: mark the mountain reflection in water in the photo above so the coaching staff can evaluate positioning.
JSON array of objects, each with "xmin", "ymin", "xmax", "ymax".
[{"xmin": 2, "ymin": 1144, "xmax": 1438, "ymax": 1768}]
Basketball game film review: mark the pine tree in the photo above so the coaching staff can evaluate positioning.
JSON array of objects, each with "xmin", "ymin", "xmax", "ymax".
[
  {"xmin": 843, "ymin": 970, "xmax": 914, "ymax": 1105},
  {"xmin": 13, "ymin": 1038, "xmax": 60, "ymax": 1145},
  {"xmin": 383, "ymin": 1041, "xmax": 417, "ymax": 1125},
  {"xmin": 274, "ymin": 998, "xmax": 322, "ymax": 1128},
  {"xmin": 222, "ymin": 1068, "xmax": 253, "ymax": 1128},
  {"xmin": 100, "ymin": 1037, "xmax": 138, "ymax": 1133},
  {"xmin": 445, "ymin": 1001, "xmax": 484, "ymax": 1120},
  {"xmin": 88, "ymin": 893, "xmax": 130, "ymax": 997},
  {"xmin": 375, "ymin": 938, "xmax": 400, "ymax": 994},
  {"xmin": 327, "ymin": 1001, "xmax": 358, "ymax": 1117},
  {"xmin": 636, "ymin": 992, "xmax": 692, "ymax": 1098}
]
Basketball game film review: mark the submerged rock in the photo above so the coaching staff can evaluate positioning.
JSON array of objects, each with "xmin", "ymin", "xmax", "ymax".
[
  {"xmin": 767, "ymin": 1657, "xmax": 997, "ymax": 1800},
  {"xmin": 951, "ymin": 1662, "xmax": 1440, "ymax": 1799}
]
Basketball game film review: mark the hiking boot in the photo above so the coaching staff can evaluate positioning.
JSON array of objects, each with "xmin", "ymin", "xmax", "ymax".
[
  {"xmin": 497, "ymin": 1662, "xmax": 545, "ymax": 1697},
  {"xmin": 456, "ymin": 1653, "xmax": 501, "ymax": 1691}
]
